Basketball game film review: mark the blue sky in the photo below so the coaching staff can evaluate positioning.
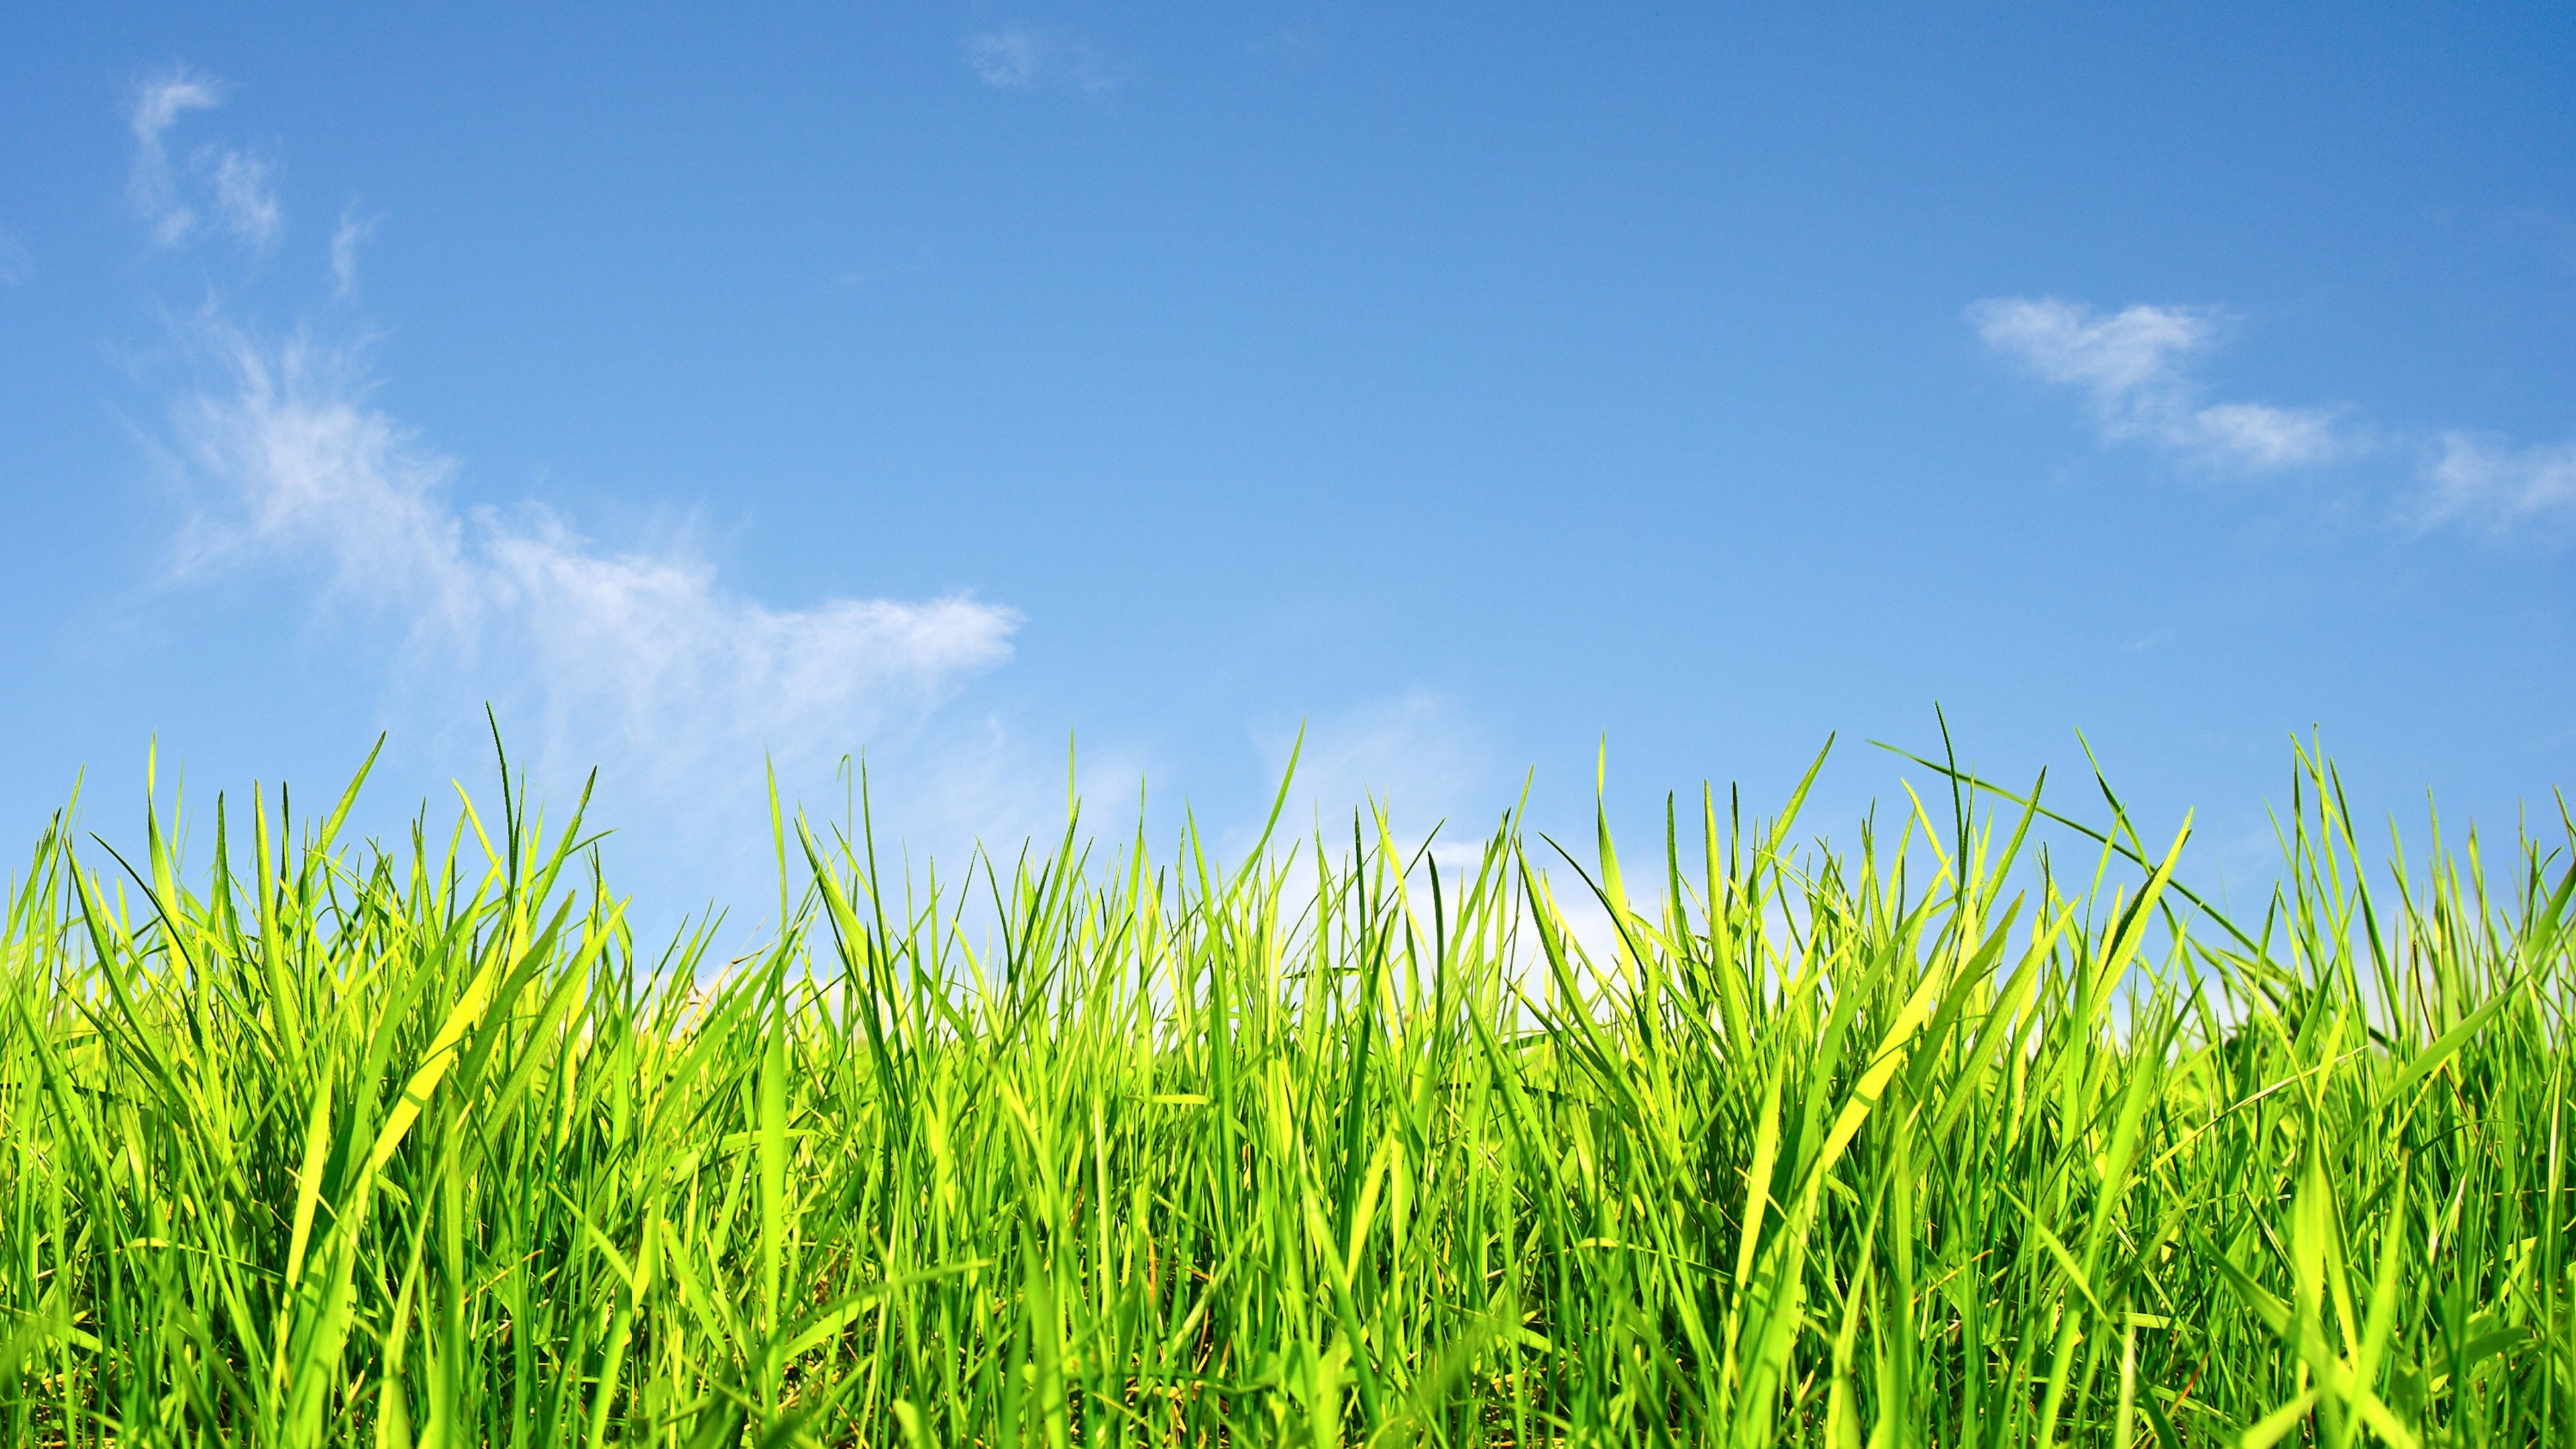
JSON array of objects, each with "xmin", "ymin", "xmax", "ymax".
[{"xmin": 3, "ymin": 3, "xmax": 2571, "ymax": 930}]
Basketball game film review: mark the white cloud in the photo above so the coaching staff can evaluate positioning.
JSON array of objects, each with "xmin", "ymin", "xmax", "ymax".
[
  {"xmin": 1972, "ymin": 297, "xmax": 2214, "ymax": 403},
  {"xmin": 129, "ymin": 69, "xmax": 223, "ymax": 245},
  {"xmin": 1971, "ymin": 296, "xmax": 2350, "ymax": 471},
  {"xmin": 965, "ymin": 27, "xmax": 1115, "ymax": 94},
  {"xmin": 127, "ymin": 66, "xmax": 280, "ymax": 251},
  {"xmin": 2190, "ymin": 402, "xmax": 2345, "ymax": 469},
  {"xmin": 166, "ymin": 325, "xmax": 1025, "ymax": 884},
  {"xmin": 1977, "ymin": 293, "xmax": 2576, "ymax": 539},
  {"xmin": 331, "ymin": 205, "xmax": 377, "ymax": 298},
  {"xmin": 2419, "ymin": 432, "xmax": 2576, "ymax": 531},
  {"xmin": 209, "ymin": 150, "xmax": 280, "ymax": 248},
  {"xmin": 0, "ymin": 227, "xmax": 29, "ymax": 284},
  {"xmin": 108, "ymin": 69, "xmax": 1098, "ymax": 934},
  {"xmin": 967, "ymin": 28, "xmax": 1044, "ymax": 87},
  {"xmin": 476, "ymin": 515, "xmax": 1018, "ymax": 782},
  {"xmin": 172, "ymin": 335, "xmax": 476, "ymax": 628}
]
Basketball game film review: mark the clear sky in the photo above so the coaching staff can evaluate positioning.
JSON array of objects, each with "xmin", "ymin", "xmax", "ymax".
[{"xmin": 3, "ymin": 4, "xmax": 2571, "ymax": 930}]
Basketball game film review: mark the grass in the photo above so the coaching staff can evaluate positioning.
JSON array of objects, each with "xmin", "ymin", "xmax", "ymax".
[{"xmin": 1, "ymin": 733, "xmax": 2569, "ymax": 1447}]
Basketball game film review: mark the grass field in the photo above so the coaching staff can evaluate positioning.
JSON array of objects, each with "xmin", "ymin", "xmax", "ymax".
[{"xmin": 1, "ymin": 737, "xmax": 2569, "ymax": 1446}]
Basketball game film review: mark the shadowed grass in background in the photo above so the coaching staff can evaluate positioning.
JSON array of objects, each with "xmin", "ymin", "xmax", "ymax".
[{"xmin": 1, "ymin": 737, "xmax": 2571, "ymax": 1446}]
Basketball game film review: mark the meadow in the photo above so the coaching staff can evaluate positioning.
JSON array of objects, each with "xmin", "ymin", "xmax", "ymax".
[{"xmin": 1, "ymin": 737, "xmax": 2568, "ymax": 1446}]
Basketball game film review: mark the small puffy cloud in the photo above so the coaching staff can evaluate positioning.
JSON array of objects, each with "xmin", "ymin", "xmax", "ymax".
[
  {"xmin": 965, "ymin": 27, "xmax": 1116, "ymax": 95},
  {"xmin": 2190, "ymin": 402, "xmax": 2345, "ymax": 470},
  {"xmin": 1971, "ymin": 296, "xmax": 2350, "ymax": 471},
  {"xmin": 2419, "ymin": 433, "xmax": 2576, "ymax": 531},
  {"xmin": 126, "ymin": 66, "xmax": 280, "ymax": 250},
  {"xmin": 1971, "ymin": 297, "xmax": 2214, "ymax": 404},
  {"xmin": 967, "ymin": 29, "xmax": 1044, "ymax": 87}
]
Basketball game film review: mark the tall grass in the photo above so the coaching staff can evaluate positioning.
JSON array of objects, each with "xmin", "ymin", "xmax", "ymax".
[{"xmin": 1, "ymin": 737, "xmax": 2569, "ymax": 1446}]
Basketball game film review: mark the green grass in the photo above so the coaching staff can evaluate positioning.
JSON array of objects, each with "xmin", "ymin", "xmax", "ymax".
[{"xmin": 1, "ymin": 735, "xmax": 2569, "ymax": 1446}]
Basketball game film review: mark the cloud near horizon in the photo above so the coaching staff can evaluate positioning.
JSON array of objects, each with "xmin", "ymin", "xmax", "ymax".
[
  {"xmin": 168, "ymin": 326, "xmax": 1023, "ymax": 820},
  {"xmin": 1971, "ymin": 297, "xmax": 2351, "ymax": 471},
  {"xmin": 111, "ymin": 67, "xmax": 1185, "ymax": 934},
  {"xmin": 1252, "ymin": 691, "xmax": 1501, "ymax": 849}
]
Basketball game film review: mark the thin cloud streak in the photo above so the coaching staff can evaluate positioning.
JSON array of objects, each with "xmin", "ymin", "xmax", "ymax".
[
  {"xmin": 967, "ymin": 29, "xmax": 1043, "ymax": 88},
  {"xmin": 964, "ymin": 27, "xmax": 1116, "ymax": 95},
  {"xmin": 129, "ymin": 69, "xmax": 222, "ymax": 246},
  {"xmin": 127, "ymin": 68, "xmax": 280, "ymax": 250},
  {"xmin": 1974, "ymin": 292, "xmax": 2576, "ymax": 534},
  {"xmin": 1971, "ymin": 297, "xmax": 2349, "ymax": 471},
  {"xmin": 330, "ymin": 205, "xmax": 376, "ymax": 297}
]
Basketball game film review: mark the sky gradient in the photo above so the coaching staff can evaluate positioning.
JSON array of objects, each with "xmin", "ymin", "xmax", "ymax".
[{"xmin": 3, "ymin": 3, "xmax": 2571, "ymax": 932}]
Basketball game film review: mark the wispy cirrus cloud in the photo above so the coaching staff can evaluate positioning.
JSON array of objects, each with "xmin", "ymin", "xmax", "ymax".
[
  {"xmin": 1970, "ymin": 297, "xmax": 2351, "ymax": 470},
  {"xmin": 965, "ymin": 26, "xmax": 1116, "ymax": 95},
  {"xmin": 105, "ymin": 67, "xmax": 1118, "ymax": 939},
  {"xmin": 330, "ymin": 204, "xmax": 378, "ymax": 298},
  {"xmin": 128, "ymin": 67, "xmax": 280, "ymax": 250},
  {"xmin": 168, "ymin": 327, "xmax": 1022, "ymax": 806},
  {"xmin": 967, "ymin": 28, "xmax": 1044, "ymax": 88},
  {"xmin": 1974, "ymin": 293, "xmax": 2576, "ymax": 536},
  {"xmin": 129, "ymin": 70, "xmax": 222, "ymax": 245},
  {"xmin": 209, "ymin": 151, "xmax": 281, "ymax": 248},
  {"xmin": 2419, "ymin": 432, "xmax": 2576, "ymax": 533}
]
